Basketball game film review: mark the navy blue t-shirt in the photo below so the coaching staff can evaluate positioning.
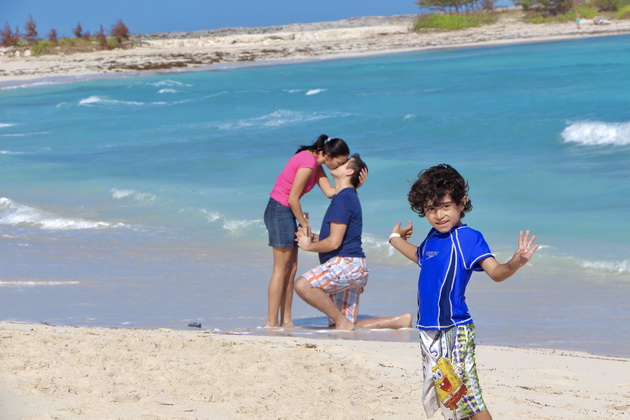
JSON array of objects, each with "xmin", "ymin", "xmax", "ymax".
[{"xmin": 318, "ymin": 187, "xmax": 365, "ymax": 264}]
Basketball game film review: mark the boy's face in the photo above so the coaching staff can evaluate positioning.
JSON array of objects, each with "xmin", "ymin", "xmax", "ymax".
[{"xmin": 423, "ymin": 194, "xmax": 466, "ymax": 233}]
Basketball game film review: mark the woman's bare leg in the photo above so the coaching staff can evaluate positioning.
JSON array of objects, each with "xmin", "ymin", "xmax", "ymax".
[
  {"xmin": 266, "ymin": 247, "xmax": 297, "ymax": 327},
  {"xmin": 279, "ymin": 248, "xmax": 298, "ymax": 326}
]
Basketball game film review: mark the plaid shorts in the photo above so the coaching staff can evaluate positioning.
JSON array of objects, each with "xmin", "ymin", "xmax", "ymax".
[
  {"xmin": 419, "ymin": 323, "xmax": 487, "ymax": 420},
  {"xmin": 301, "ymin": 256, "xmax": 368, "ymax": 323}
]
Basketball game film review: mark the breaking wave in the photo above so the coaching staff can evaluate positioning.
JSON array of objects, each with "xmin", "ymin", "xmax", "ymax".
[
  {"xmin": 561, "ymin": 121, "xmax": 630, "ymax": 146},
  {"xmin": 111, "ymin": 188, "xmax": 157, "ymax": 204},
  {"xmin": 0, "ymin": 197, "xmax": 125, "ymax": 230},
  {"xmin": 217, "ymin": 109, "xmax": 340, "ymax": 131}
]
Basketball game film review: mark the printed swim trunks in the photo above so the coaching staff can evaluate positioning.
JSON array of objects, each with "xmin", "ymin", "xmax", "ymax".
[{"xmin": 419, "ymin": 323, "xmax": 487, "ymax": 420}]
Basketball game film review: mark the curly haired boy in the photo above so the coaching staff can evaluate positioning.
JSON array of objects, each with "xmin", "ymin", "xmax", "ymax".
[{"xmin": 389, "ymin": 164, "xmax": 538, "ymax": 420}]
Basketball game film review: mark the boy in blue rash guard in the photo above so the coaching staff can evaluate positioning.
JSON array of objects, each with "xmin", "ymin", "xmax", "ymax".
[{"xmin": 389, "ymin": 164, "xmax": 539, "ymax": 420}]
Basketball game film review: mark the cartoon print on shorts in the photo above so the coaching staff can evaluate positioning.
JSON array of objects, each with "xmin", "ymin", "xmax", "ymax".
[{"xmin": 432, "ymin": 357, "xmax": 468, "ymax": 410}]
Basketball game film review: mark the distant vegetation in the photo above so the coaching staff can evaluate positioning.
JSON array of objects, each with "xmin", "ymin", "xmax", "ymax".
[
  {"xmin": 1, "ymin": 16, "xmax": 131, "ymax": 56},
  {"xmin": 414, "ymin": 12, "xmax": 497, "ymax": 29},
  {"xmin": 414, "ymin": 0, "xmax": 498, "ymax": 29},
  {"xmin": 414, "ymin": 0, "xmax": 630, "ymax": 29},
  {"xmin": 619, "ymin": 4, "xmax": 630, "ymax": 18}
]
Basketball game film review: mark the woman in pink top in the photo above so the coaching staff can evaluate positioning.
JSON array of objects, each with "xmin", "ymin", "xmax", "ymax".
[{"xmin": 264, "ymin": 134, "xmax": 350, "ymax": 327}]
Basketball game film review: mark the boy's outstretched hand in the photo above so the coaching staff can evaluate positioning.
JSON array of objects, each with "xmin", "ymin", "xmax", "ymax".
[
  {"xmin": 481, "ymin": 230, "xmax": 539, "ymax": 282},
  {"xmin": 389, "ymin": 221, "xmax": 418, "ymax": 263},
  {"xmin": 391, "ymin": 221, "xmax": 414, "ymax": 240},
  {"xmin": 510, "ymin": 230, "xmax": 539, "ymax": 268}
]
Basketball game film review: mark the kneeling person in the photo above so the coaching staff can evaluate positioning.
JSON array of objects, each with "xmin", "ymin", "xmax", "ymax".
[{"xmin": 295, "ymin": 154, "xmax": 411, "ymax": 331}]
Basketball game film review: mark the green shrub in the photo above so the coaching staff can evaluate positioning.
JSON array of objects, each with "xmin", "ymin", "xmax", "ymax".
[
  {"xmin": 31, "ymin": 40, "xmax": 52, "ymax": 56},
  {"xmin": 593, "ymin": 0, "xmax": 620, "ymax": 11},
  {"xmin": 617, "ymin": 4, "xmax": 630, "ymax": 17},
  {"xmin": 576, "ymin": 7, "xmax": 599, "ymax": 18},
  {"xmin": 414, "ymin": 13, "xmax": 497, "ymax": 29},
  {"xmin": 515, "ymin": 0, "xmax": 573, "ymax": 16},
  {"xmin": 557, "ymin": 7, "xmax": 598, "ymax": 21},
  {"xmin": 527, "ymin": 15, "xmax": 553, "ymax": 22}
]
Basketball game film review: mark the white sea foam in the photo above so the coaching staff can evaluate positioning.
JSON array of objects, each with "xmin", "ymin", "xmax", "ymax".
[
  {"xmin": 222, "ymin": 218, "xmax": 262, "ymax": 232},
  {"xmin": 0, "ymin": 123, "xmax": 15, "ymax": 128},
  {"xmin": 362, "ymin": 233, "xmax": 397, "ymax": 257},
  {"xmin": 218, "ymin": 109, "xmax": 337, "ymax": 131},
  {"xmin": 158, "ymin": 88, "xmax": 179, "ymax": 94},
  {"xmin": 200, "ymin": 209, "xmax": 262, "ymax": 232},
  {"xmin": 79, "ymin": 96, "xmax": 104, "ymax": 105},
  {"xmin": 306, "ymin": 88, "xmax": 327, "ymax": 96},
  {"xmin": 0, "ymin": 197, "xmax": 123, "ymax": 230},
  {"xmin": 151, "ymin": 80, "xmax": 191, "ymax": 88},
  {"xmin": 200, "ymin": 209, "xmax": 221, "ymax": 222},
  {"xmin": 0, "ymin": 281, "xmax": 80, "ymax": 287},
  {"xmin": 561, "ymin": 121, "xmax": 630, "ymax": 146},
  {"xmin": 111, "ymin": 188, "xmax": 156, "ymax": 204},
  {"xmin": 79, "ymin": 96, "xmax": 166, "ymax": 106},
  {"xmin": 580, "ymin": 259, "xmax": 630, "ymax": 275},
  {"xmin": 0, "ymin": 132, "xmax": 48, "ymax": 137}
]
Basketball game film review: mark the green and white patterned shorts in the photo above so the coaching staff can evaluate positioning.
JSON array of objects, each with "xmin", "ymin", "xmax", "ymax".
[{"xmin": 419, "ymin": 323, "xmax": 487, "ymax": 420}]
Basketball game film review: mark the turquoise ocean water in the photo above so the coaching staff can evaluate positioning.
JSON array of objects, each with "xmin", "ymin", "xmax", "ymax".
[{"xmin": 1, "ymin": 35, "xmax": 629, "ymax": 357}]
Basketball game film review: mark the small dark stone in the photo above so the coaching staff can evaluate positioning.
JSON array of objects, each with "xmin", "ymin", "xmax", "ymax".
[{"xmin": 187, "ymin": 322, "xmax": 202, "ymax": 328}]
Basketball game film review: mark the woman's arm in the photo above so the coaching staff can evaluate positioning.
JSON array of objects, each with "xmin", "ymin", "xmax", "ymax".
[
  {"xmin": 287, "ymin": 167, "xmax": 313, "ymax": 228},
  {"xmin": 316, "ymin": 166, "xmax": 336, "ymax": 198}
]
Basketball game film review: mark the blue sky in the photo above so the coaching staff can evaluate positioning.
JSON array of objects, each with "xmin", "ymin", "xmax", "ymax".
[{"xmin": 1, "ymin": 1, "xmax": 422, "ymax": 37}]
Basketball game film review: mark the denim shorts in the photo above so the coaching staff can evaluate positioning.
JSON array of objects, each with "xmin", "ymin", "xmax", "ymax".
[{"xmin": 264, "ymin": 197, "xmax": 297, "ymax": 248}]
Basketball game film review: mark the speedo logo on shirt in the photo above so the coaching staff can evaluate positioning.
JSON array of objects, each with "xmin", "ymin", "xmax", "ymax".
[{"xmin": 425, "ymin": 251, "xmax": 439, "ymax": 259}]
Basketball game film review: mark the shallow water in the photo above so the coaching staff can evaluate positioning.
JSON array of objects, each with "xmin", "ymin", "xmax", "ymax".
[{"xmin": 1, "ymin": 34, "xmax": 629, "ymax": 357}]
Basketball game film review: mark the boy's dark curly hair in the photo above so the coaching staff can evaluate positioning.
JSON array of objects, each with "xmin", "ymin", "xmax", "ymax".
[{"xmin": 408, "ymin": 164, "xmax": 473, "ymax": 218}]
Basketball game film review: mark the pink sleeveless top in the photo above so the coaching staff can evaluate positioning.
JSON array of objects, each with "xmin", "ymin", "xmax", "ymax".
[{"xmin": 270, "ymin": 151, "xmax": 318, "ymax": 207}]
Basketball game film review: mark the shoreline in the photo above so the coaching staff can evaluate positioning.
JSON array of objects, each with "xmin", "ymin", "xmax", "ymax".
[
  {"xmin": 2, "ymin": 13, "xmax": 630, "ymax": 88},
  {"xmin": 1, "ymin": 321, "xmax": 628, "ymax": 419}
]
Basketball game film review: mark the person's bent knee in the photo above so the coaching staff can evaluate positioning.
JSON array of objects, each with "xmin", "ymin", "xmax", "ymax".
[{"xmin": 294, "ymin": 277, "xmax": 311, "ymax": 296}]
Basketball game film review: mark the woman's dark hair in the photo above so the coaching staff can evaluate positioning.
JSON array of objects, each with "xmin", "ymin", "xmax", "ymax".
[
  {"xmin": 408, "ymin": 163, "xmax": 473, "ymax": 218},
  {"xmin": 296, "ymin": 134, "xmax": 350, "ymax": 158}
]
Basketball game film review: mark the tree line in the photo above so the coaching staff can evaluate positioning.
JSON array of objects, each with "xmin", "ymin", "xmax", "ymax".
[
  {"xmin": 1, "ymin": 15, "xmax": 130, "ymax": 53},
  {"xmin": 415, "ymin": 0, "xmax": 630, "ymax": 28}
]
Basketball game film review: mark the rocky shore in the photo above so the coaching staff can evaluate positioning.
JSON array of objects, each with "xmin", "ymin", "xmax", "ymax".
[{"xmin": 2, "ymin": 13, "xmax": 630, "ymax": 87}]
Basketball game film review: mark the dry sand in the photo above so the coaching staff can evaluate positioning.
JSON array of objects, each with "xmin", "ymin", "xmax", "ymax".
[
  {"xmin": 1, "ymin": 322, "xmax": 629, "ymax": 419},
  {"xmin": 2, "ymin": 13, "xmax": 630, "ymax": 86}
]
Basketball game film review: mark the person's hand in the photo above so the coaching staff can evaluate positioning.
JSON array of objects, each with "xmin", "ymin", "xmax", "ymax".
[
  {"xmin": 298, "ymin": 222, "xmax": 312, "ymax": 239},
  {"xmin": 297, "ymin": 233, "xmax": 312, "ymax": 251},
  {"xmin": 391, "ymin": 221, "xmax": 413, "ymax": 240},
  {"xmin": 509, "ymin": 230, "xmax": 539, "ymax": 268},
  {"xmin": 357, "ymin": 168, "xmax": 368, "ymax": 188}
]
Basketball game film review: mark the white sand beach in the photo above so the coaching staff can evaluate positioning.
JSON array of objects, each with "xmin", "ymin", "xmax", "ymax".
[
  {"xmin": 0, "ymin": 322, "xmax": 629, "ymax": 419},
  {"xmin": 2, "ymin": 13, "xmax": 630, "ymax": 86}
]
